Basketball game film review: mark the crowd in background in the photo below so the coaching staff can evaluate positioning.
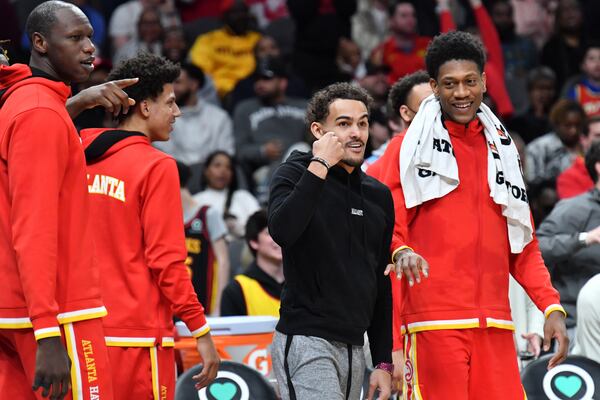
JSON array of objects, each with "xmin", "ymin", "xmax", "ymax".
[{"xmin": 3, "ymin": 0, "xmax": 600, "ymax": 364}]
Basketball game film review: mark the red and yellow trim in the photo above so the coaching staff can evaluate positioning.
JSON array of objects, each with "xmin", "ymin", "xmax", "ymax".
[
  {"xmin": 161, "ymin": 337, "xmax": 175, "ymax": 348},
  {"xmin": 485, "ymin": 317, "xmax": 515, "ymax": 331},
  {"xmin": 150, "ymin": 346, "xmax": 160, "ymax": 400},
  {"xmin": 407, "ymin": 318, "xmax": 480, "ymax": 333},
  {"xmin": 190, "ymin": 323, "xmax": 210, "ymax": 339},
  {"xmin": 0, "ymin": 317, "xmax": 33, "ymax": 329},
  {"xmin": 105, "ymin": 336, "xmax": 156, "ymax": 347},
  {"xmin": 57, "ymin": 306, "xmax": 107, "ymax": 324},
  {"xmin": 34, "ymin": 326, "xmax": 62, "ymax": 340},
  {"xmin": 64, "ymin": 323, "xmax": 83, "ymax": 400},
  {"xmin": 544, "ymin": 304, "xmax": 566, "ymax": 319}
]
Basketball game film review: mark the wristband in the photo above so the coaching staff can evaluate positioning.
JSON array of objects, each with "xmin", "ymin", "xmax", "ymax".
[
  {"xmin": 310, "ymin": 156, "xmax": 331, "ymax": 170},
  {"xmin": 375, "ymin": 362, "xmax": 394, "ymax": 375},
  {"xmin": 391, "ymin": 245, "xmax": 414, "ymax": 263}
]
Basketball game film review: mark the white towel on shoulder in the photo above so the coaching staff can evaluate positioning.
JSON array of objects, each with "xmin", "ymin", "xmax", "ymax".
[{"xmin": 399, "ymin": 94, "xmax": 533, "ymax": 253}]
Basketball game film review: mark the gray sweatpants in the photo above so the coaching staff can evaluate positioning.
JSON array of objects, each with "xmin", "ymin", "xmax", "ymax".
[{"xmin": 271, "ymin": 331, "xmax": 366, "ymax": 400}]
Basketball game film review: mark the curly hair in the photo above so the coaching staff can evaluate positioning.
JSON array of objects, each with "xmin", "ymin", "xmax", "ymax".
[
  {"xmin": 107, "ymin": 52, "xmax": 180, "ymax": 123},
  {"xmin": 548, "ymin": 99, "xmax": 586, "ymax": 128},
  {"xmin": 306, "ymin": 82, "xmax": 373, "ymax": 125},
  {"xmin": 387, "ymin": 70, "xmax": 430, "ymax": 119},
  {"xmin": 425, "ymin": 31, "xmax": 486, "ymax": 81}
]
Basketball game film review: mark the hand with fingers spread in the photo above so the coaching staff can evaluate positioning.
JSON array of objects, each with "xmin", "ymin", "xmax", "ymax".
[
  {"xmin": 32, "ymin": 337, "xmax": 71, "ymax": 400},
  {"xmin": 193, "ymin": 333, "xmax": 220, "ymax": 390},
  {"xmin": 385, "ymin": 248, "xmax": 429, "ymax": 286},
  {"xmin": 543, "ymin": 311, "xmax": 569, "ymax": 370},
  {"xmin": 67, "ymin": 77, "xmax": 139, "ymax": 119}
]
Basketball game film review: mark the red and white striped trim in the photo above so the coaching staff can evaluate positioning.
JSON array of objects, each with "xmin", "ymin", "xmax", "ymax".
[
  {"xmin": 57, "ymin": 306, "xmax": 107, "ymax": 324},
  {"xmin": 407, "ymin": 318, "xmax": 480, "ymax": 333},
  {"xmin": 485, "ymin": 317, "xmax": 515, "ymax": 330},
  {"xmin": 105, "ymin": 336, "xmax": 156, "ymax": 347},
  {"xmin": 0, "ymin": 317, "xmax": 33, "ymax": 329}
]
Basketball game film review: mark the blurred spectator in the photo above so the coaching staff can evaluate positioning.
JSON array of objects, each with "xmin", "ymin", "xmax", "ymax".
[
  {"xmin": 337, "ymin": 37, "xmax": 364, "ymax": 81},
  {"xmin": 541, "ymin": 0, "xmax": 585, "ymax": 92},
  {"xmin": 188, "ymin": 0, "xmax": 261, "ymax": 98},
  {"xmin": 177, "ymin": 161, "xmax": 230, "ymax": 316},
  {"xmin": 0, "ymin": 41, "xmax": 9, "ymax": 66},
  {"xmin": 364, "ymin": 108, "xmax": 391, "ymax": 161},
  {"xmin": 227, "ymin": 35, "xmax": 310, "ymax": 112},
  {"xmin": 162, "ymin": 27, "xmax": 221, "ymax": 106},
  {"xmin": 371, "ymin": 1, "xmax": 430, "ymax": 83},
  {"xmin": 363, "ymin": 70, "xmax": 432, "ymax": 173},
  {"xmin": 176, "ymin": 0, "xmax": 223, "ymax": 22},
  {"xmin": 507, "ymin": 66, "xmax": 556, "ymax": 143},
  {"xmin": 232, "ymin": 57, "xmax": 308, "ymax": 190},
  {"xmin": 557, "ymin": 116, "xmax": 600, "ymax": 199},
  {"xmin": 439, "ymin": 0, "xmax": 514, "ymax": 119},
  {"xmin": 154, "ymin": 63, "xmax": 234, "ymax": 188},
  {"xmin": 352, "ymin": 0, "xmax": 390, "ymax": 59},
  {"xmin": 220, "ymin": 210, "xmax": 283, "ymax": 316},
  {"xmin": 288, "ymin": 0, "xmax": 357, "ymax": 93},
  {"xmin": 357, "ymin": 62, "xmax": 390, "ymax": 113},
  {"xmin": 490, "ymin": 0, "xmax": 538, "ymax": 115},
  {"xmin": 526, "ymin": 99, "xmax": 587, "ymax": 189},
  {"xmin": 193, "ymin": 151, "xmax": 260, "ymax": 239},
  {"xmin": 537, "ymin": 140, "xmax": 600, "ymax": 338},
  {"xmin": 246, "ymin": 0, "xmax": 289, "ymax": 29},
  {"xmin": 572, "ymin": 273, "xmax": 600, "ymax": 364},
  {"xmin": 564, "ymin": 42, "xmax": 600, "ymax": 117},
  {"xmin": 109, "ymin": 0, "xmax": 180, "ymax": 53},
  {"xmin": 511, "ymin": 0, "xmax": 556, "ymax": 48},
  {"xmin": 113, "ymin": 7, "xmax": 164, "ymax": 66}
]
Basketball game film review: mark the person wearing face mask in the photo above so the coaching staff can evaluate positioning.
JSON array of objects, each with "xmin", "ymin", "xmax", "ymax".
[{"xmin": 187, "ymin": 0, "xmax": 261, "ymax": 98}]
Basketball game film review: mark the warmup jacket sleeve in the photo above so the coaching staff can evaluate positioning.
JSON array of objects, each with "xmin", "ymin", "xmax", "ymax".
[
  {"xmin": 367, "ymin": 188, "xmax": 394, "ymax": 365},
  {"xmin": 8, "ymin": 109, "xmax": 67, "ymax": 338},
  {"xmin": 268, "ymin": 161, "xmax": 326, "ymax": 247},
  {"xmin": 141, "ymin": 158, "xmax": 209, "ymax": 337},
  {"xmin": 536, "ymin": 200, "xmax": 587, "ymax": 266},
  {"xmin": 510, "ymin": 229, "xmax": 566, "ymax": 318}
]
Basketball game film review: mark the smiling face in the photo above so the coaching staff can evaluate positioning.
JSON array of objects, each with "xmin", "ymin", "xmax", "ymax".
[
  {"xmin": 250, "ymin": 228, "xmax": 282, "ymax": 264},
  {"xmin": 430, "ymin": 59, "xmax": 486, "ymax": 124},
  {"xmin": 314, "ymin": 99, "xmax": 370, "ymax": 170},
  {"xmin": 34, "ymin": 6, "xmax": 95, "ymax": 84},
  {"xmin": 144, "ymin": 83, "xmax": 181, "ymax": 142}
]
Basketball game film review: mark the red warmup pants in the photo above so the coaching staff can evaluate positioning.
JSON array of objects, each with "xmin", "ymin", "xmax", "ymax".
[
  {"xmin": 107, "ymin": 345, "xmax": 175, "ymax": 400},
  {"xmin": 402, "ymin": 328, "xmax": 526, "ymax": 399},
  {"xmin": 0, "ymin": 318, "xmax": 114, "ymax": 399}
]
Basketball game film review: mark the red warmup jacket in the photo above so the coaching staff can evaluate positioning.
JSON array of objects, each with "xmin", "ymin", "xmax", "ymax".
[
  {"xmin": 81, "ymin": 128, "xmax": 209, "ymax": 347},
  {"xmin": 0, "ymin": 64, "xmax": 105, "ymax": 340},
  {"xmin": 368, "ymin": 118, "xmax": 563, "ymax": 351}
]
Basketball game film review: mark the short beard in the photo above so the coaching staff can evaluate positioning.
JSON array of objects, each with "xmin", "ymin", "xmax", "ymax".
[{"xmin": 342, "ymin": 155, "xmax": 364, "ymax": 168}]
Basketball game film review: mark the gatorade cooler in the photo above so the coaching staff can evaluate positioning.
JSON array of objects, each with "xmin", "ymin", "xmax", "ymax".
[{"xmin": 175, "ymin": 316, "xmax": 277, "ymax": 377}]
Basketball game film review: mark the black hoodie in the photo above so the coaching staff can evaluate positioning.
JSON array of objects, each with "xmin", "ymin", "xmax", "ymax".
[{"xmin": 268, "ymin": 151, "xmax": 393, "ymax": 365}]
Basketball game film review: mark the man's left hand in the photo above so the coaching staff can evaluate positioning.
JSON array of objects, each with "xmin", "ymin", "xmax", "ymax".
[
  {"xmin": 543, "ymin": 310, "xmax": 569, "ymax": 369},
  {"xmin": 367, "ymin": 369, "xmax": 392, "ymax": 400},
  {"xmin": 521, "ymin": 332, "xmax": 542, "ymax": 358}
]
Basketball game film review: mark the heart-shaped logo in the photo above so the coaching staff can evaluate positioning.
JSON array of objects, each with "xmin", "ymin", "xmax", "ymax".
[
  {"xmin": 554, "ymin": 375, "xmax": 583, "ymax": 398},
  {"xmin": 208, "ymin": 382, "xmax": 238, "ymax": 400}
]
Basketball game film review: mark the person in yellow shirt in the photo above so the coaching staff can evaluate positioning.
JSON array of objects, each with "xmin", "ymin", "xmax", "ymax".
[
  {"xmin": 220, "ymin": 210, "xmax": 283, "ymax": 316},
  {"xmin": 188, "ymin": 0, "xmax": 261, "ymax": 98}
]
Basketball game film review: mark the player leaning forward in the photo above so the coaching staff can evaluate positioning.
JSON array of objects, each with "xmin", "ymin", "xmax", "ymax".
[{"xmin": 382, "ymin": 31, "xmax": 569, "ymax": 399}]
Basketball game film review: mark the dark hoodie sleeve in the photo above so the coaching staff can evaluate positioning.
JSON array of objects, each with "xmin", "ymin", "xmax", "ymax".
[
  {"xmin": 367, "ymin": 186, "xmax": 394, "ymax": 365},
  {"xmin": 268, "ymin": 156, "xmax": 325, "ymax": 248}
]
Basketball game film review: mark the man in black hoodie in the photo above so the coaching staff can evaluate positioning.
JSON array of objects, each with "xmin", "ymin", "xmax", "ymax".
[{"xmin": 268, "ymin": 82, "xmax": 393, "ymax": 400}]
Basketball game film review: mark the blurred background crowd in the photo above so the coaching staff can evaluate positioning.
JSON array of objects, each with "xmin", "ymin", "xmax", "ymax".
[{"xmin": 2, "ymin": 0, "xmax": 600, "ymax": 365}]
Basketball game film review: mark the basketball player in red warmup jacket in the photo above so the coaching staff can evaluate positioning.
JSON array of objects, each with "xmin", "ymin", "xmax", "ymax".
[{"xmin": 81, "ymin": 53, "xmax": 219, "ymax": 400}]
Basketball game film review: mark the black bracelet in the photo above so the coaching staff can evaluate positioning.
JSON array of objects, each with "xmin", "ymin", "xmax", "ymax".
[{"xmin": 310, "ymin": 156, "xmax": 331, "ymax": 170}]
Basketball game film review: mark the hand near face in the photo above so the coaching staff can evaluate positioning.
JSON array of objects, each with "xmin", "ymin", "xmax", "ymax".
[{"xmin": 312, "ymin": 131, "xmax": 345, "ymax": 167}]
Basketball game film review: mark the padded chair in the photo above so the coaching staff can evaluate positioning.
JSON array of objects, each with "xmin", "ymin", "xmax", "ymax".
[
  {"xmin": 521, "ymin": 354, "xmax": 600, "ymax": 399},
  {"xmin": 175, "ymin": 360, "xmax": 277, "ymax": 400}
]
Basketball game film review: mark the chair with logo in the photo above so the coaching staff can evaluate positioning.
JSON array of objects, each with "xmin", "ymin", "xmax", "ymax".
[
  {"xmin": 521, "ymin": 354, "xmax": 600, "ymax": 399},
  {"xmin": 175, "ymin": 360, "xmax": 278, "ymax": 400}
]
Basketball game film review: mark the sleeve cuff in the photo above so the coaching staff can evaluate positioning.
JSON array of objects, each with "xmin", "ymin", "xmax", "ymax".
[
  {"xmin": 190, "ymin": 322, "xmax": 211, "ymax": 338},
  {"xmin": 34, "ymin": 326, "xmax": 62, "ymax": 340},
  {"xmin": 544, "ymin": 304, "xmax": 567, "ymax": 319}
]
